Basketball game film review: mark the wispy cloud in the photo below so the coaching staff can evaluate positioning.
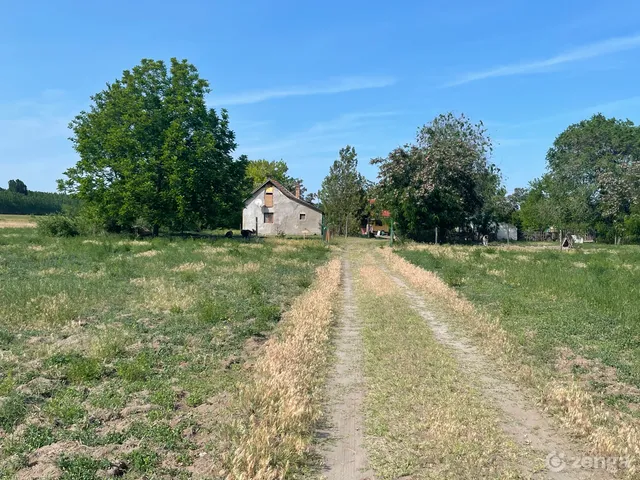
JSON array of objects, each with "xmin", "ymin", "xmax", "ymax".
[
  {"xmin": 491, "ymin": 95, "xmax": 640, "ymax": 130},
  {"xmin": 238, "ymin": 111, "xmax": 400, "ymax": 156},
  {"xmin": 209, "ymin": 76, "xmax": 396, "ymax": 106},
  {"xmin": 445, "ymin": 33, "xmax": 640, "ymax": 87}
]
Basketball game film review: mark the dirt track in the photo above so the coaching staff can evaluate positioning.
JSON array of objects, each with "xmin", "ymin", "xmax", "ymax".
[{"xmin": 320, "ymin": 240, "xmax": 613, "ymax": 479}]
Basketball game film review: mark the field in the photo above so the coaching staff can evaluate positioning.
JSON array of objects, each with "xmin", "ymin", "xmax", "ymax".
[
  {"xmin": 0, "ymin": 227, "xmax": 329, "ymax": 479},
  {"xmin": 0, "ymin": 215, "xmax": 35, "ymax": 228},
  {"xmin": 397, "ymin": 243, "xmax": 640, "ymax": 414}
]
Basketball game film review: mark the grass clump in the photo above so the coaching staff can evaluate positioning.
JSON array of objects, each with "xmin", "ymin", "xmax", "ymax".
[
  {"xmin": 58, "ymin": 454, "xmax": 111, "ymax": 480},
  {"xmin": 0, "ymin": 393, "xmax": 28, "ymax": 432}
]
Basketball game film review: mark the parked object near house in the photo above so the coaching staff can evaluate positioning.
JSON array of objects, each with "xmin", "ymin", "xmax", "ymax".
[
  {"xmin": 240, "ymin": 229, "xmax": 255, "ymax": 240},
  {"xmin": 496, "ymin": 223, "xmax": 518, "ymax": 241},
  {"xmin": 242, "ymin": 179, "xmax": 323, "ymax": 236}
]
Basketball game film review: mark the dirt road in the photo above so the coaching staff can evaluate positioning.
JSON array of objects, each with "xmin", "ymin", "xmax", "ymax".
[{"xmin": 320, "ymin": 240, "xmax": 612, "ymax": 479}]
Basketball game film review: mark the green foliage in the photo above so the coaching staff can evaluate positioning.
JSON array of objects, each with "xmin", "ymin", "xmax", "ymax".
[
  {"xmin": 372, "ymin": 113, "xmax": 501, "ymax": 241},
  {"xmin": 7, "ymin": 179, "xmax": 28, "ymax": 195},
  {"xmin": 44, "ymin": 389, "xmax": 86, "ymax": 425},
  {"xmin": 522, "ymin": 114, "xmax": 640, "ymax": 241},
  {"xmin": 0, "ymin": 189, "xmax": 79, "ymax": 215},
  {"xmin": 36, "ymin": 214, "xmax": 80, "ymax": 237},
  {"xmin": 0, "ymin": 393, "xmax": 28, "ymax": 432},
  {"xmin": 0, "ymin": 231, "xmax": 329, "ymax": 477},
  {"xmin": 60, "ymin": 58, "xmax": 249, "ymax": 233},
  {"xmin": 126, "ymin": 448, "xmax": 160, "ymax": 473},
  {"xmin": 116, "ymin": 352, "xmax": 153, "ymax": 382},
  {"xmin": 58, "ymin": 454, "xmax": 111, "ymax": 480},
  {"xmin": 46, "ymin": 353, "xmax": 104, "ymax": 383},
  {"xmin": 319, "ymin": 146, "xmax": 368, "ymax": 235}
]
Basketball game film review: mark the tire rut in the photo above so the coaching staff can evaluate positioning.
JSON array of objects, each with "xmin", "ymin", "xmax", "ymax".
[
  {"xmin": 379, "ymin": 262, "xmax": 613, "ymax": 480},
  {"xmin": 320, "ymin": 259, "xmax": 374, "ymax": 480}
]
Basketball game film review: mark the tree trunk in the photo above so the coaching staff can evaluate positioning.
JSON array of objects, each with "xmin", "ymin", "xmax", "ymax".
[
  {"xmin": 153, "ymin": 224, "xmax": 159, "ymax": 237},
  {"xmin": 345, "ymin": 216, "xmax": 348, "ymax": 238}
]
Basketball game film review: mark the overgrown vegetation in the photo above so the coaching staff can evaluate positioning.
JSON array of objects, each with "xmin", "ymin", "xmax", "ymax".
[
  {"xmin": 0, "ymin": 228, "xmax": 329, "ymax": 478},
  {"xmin": 395, "ymin": 243, "xmax": 640, "ymax": 468}
]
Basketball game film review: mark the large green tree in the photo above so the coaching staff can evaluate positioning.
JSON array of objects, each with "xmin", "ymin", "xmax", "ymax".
[
  {"xmin": 544, "ymin": 114, "xmax": 640, "ymax": 242},
  {"xmin": 319, "ymin": 146, "xmax": 367, "ymax": 236},
  {"xmin": 8, "ymin": 179, "xmax": 28, "ymax": 195},
  {"xmin": 59, "ymin": 58, "xmax": 248, "ymax": 234},
  {"xmin": 372, "ymin": 113, "xmax": 501, "ymax": 241}
]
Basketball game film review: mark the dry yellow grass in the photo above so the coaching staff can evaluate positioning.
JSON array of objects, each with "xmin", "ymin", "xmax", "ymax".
[
  {"xmin": 383, "ymin": 247, "xmax": 640, "ymax": 475},
  {"xmin": 134, "ymin": 249, "xmax": 160, "ymax": 258},
  {"xmin": 27, "ymin": 292, "xmax": 75, "ymax": 326},
  {"xmin": 117, "ymin": 240, "xmax": 151, "ymax": 246},
  {"xmin": 129, "ymin": 277, "xmax": 195, "ymax": 313},
  {"xmin": 0, "ymin": 215, "xmax": 36, "ymax": 228},
  {"xmin": 224, "ymin": 259, "xmax": 341, "ymax": 480},
  {"xmin": 171, "ymin": 261, "xmax": 206, "ymax": 272},
  {"xmin": 37, "ymin": 268, "xmax": 65, "ymax": 276},
  {"xmin": 219, "ymin": 262, "xmax": 261, "ymax": 274}
]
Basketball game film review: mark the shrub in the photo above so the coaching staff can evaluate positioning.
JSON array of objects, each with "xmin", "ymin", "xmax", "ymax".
[{"xmin": 36, "ymin": 214, "xmax": 79, "ymax": 237}]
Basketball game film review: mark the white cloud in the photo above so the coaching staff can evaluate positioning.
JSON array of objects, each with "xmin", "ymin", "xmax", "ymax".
[
  {"xmin": 238, "ymin": 111, "xmax": 399, "ymax": 157},
  {"xmin": 209, "ymin": 76, "xmax": 396, "ymax": 106},
  {"xmin": 446, "ymin": 33, "xmax": 640, "ymax": 87}
]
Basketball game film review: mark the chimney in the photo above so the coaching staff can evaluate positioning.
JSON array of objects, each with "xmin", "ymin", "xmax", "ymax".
[{"xmin": 295, "ymin": 182, "xmax": 300, "ymax": 199}]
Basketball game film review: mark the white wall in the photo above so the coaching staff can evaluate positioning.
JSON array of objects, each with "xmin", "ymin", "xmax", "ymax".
[
  {"xmin": 496, "ymin": 223, "xmax": 517, "ymax": 241},
  {"xmin": 242, "ymin": 185, "xmax": 323, "ymax": 236}
]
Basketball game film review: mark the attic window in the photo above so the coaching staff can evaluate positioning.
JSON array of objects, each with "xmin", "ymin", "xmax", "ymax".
[
  {"xmin": 265, "ymin": 187, "xmax": 274, "ymax": 207},
  {"xmin": 299, "ymin": 213, "xmax": 306, "ymax": 220},
  {"xmin": 264, "ymin": 212, "xmax": 274, "ymax": 224}
]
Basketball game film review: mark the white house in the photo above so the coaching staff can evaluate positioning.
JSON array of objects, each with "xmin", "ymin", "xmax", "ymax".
[{"xmin": 242, "ymin": 179, "xmax": 323, "ymax": 236}]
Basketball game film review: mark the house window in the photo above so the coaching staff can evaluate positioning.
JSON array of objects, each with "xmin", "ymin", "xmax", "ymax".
[
  {"xmin": 299, "ymin": 213, "xmax": 306, "ymax": 221},
  {"xmin": 264, "ymin": 212, "xmax": 274, "ymax": 224},
  {"xmin": 265, "ymin": 187, "xmax": 273, "ymax": 207}
]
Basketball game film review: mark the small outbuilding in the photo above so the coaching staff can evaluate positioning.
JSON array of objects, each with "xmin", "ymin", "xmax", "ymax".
[{"xmin": 242, "ymin": 179, "xmax": 323, "ymax": 236}]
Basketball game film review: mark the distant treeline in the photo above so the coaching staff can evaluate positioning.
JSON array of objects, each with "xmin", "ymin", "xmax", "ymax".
[{"xmin": 0, "ymin": 189, "xmax": 80, "ymax": 215}]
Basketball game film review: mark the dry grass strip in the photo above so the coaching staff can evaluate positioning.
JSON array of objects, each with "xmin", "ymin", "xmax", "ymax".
[
  {"xmin": 0, "ymin": 220, "xmax": 36, "ymax": 228},
  {"xmin": 382, "ymin": 247, "xmax": 640, "ymax": 474},
  {"xmin": 224, "ymin": 258, "xmax": 341, "ymax": 480}
]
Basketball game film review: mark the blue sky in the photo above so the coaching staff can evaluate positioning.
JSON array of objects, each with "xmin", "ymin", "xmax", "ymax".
[{"xmin": 2, "ymin": 0, "xmax": 640, "ymax": 194}]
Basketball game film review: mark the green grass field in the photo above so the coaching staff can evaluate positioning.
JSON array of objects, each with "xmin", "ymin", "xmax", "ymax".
[
  {"xmin": 397, "ymin": 243, "xmax": 640, "ymax": 415},
  {"xmin": 0, "ymin": 228, "xmax": 328, "ymax": 479}
]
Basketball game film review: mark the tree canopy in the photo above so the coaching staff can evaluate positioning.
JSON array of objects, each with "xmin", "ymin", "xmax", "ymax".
[
  {"xmin": 319, "ymin": 146, "xmax": 368, "ymax": 235},
  {"xmin": 372, "ymin": 113, "xmax": 503, "ymax": 241},
  {"xmin": 8, "ymin": 179, "xmax": 28, "ymax": 195},
  {"xmin": 59, "ymin": 58, "xmax": 249, "ymax": 234},
  {"xmin": 520, "ymin": 114, "xmax": 640, "ymax": 242}
]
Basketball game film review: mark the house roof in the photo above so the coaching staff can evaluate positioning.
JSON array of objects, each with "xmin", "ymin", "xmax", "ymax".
[{"xmin": 247, "ymin": 178, "xmax": 323, "ymax": 213}]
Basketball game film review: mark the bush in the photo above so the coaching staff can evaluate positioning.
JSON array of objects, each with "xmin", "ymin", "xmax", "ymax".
[{"xmin": 36, "ymin": 214, "xmax": 80, "ymax": 237}]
